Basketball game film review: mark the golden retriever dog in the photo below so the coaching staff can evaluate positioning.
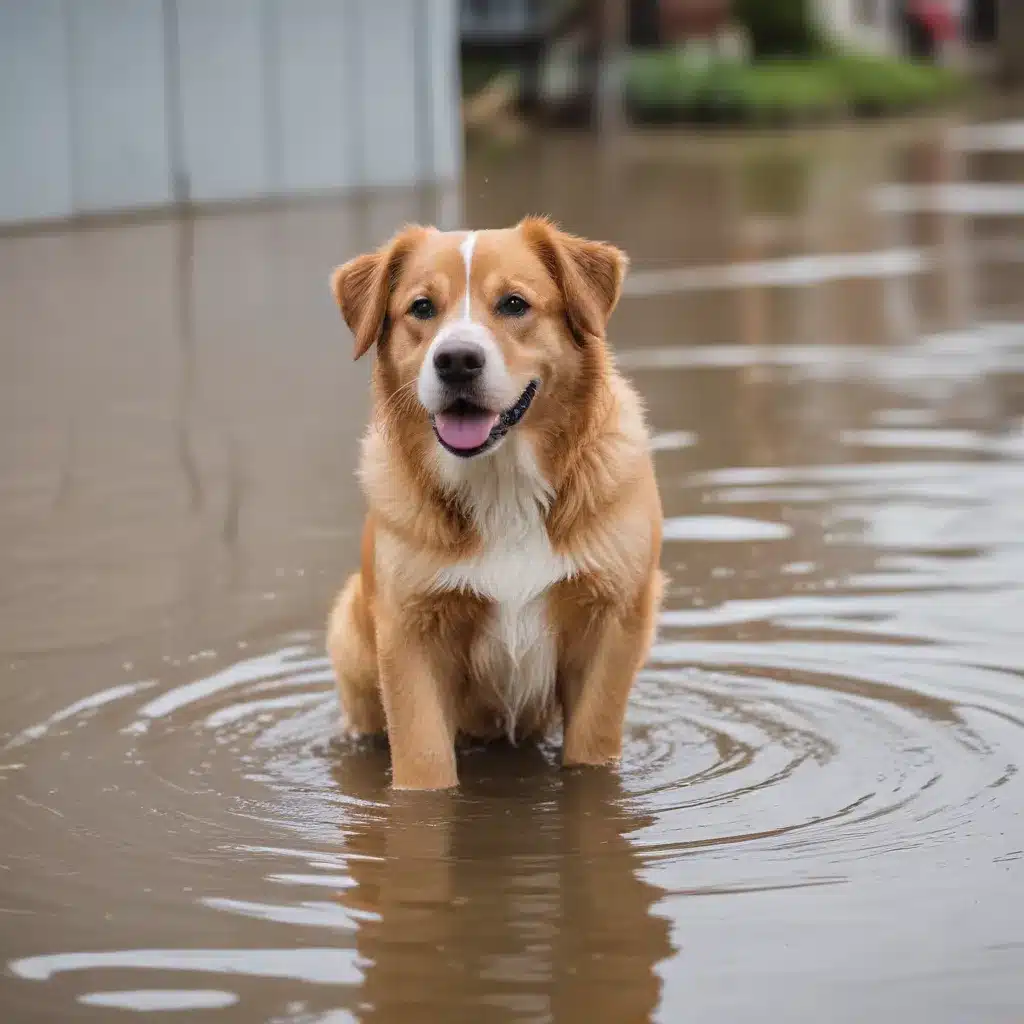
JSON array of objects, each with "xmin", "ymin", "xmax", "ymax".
[{"xmin": 326, "ymin": 217, "xmax": 664, "ymax": 790}]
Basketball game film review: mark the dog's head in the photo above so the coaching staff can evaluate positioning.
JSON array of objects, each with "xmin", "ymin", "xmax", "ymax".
[{"xmin": 329, "ymin": 217, "xmax": 627, "ymax": 461}]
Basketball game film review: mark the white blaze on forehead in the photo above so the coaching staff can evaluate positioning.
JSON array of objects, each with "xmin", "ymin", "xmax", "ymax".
[
  {"xmin": 417, "ymin": 228, "xmax": 517, "ymax": 415},
  {"xmin": 460, "ymin": 231, "xmax": 478, "ymax": 320}
]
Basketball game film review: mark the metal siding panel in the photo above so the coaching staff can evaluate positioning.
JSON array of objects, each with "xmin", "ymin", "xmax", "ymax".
[
  {"xmin": 0, "ymin": 1, "xmax": 73, "ymax": 223},
  {"xmin": 175, "ymin": 0, "xmax": 269, "ymax": 202},
  {"xmin": 363, "ymin": 192, "xmax": 437, "ymax": 249},
  {"xmin": 67, "ymin": 0, "xmax": 171, "ymax": 213},
  {"xmin": 273, "ymin": 0, "xmax": 357, "ymax": 193},
  {"xmin": 359, "ymin": 0, "xmax": 420, "ymax": 187},
  {"xmin": 424, "ymin": 0, "xmax": 462, "ymax": 184}
]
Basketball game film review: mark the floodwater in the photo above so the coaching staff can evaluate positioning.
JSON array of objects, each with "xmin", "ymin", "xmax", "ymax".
[{"xmin": 2, "ymin": 113, "xmax": 1024, "ymax": 1023}]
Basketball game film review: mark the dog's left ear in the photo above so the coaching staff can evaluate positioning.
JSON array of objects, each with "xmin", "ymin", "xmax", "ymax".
[
  {"xmin": 329, "ymin": 225, "xmax": 428, "ymax": 360},
  {"xmin": 518, "ymin": 216, "xmax": 628, "ymax": 344}
]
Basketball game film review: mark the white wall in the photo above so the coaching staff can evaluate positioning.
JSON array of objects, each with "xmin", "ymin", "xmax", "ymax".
[
  {"xmin": 0, "ymin": 0, "xmax": 462, "ymax": 226},
  {"xmin": 813, "ymin": 0, "xmax": 901, "ymax": 54}
]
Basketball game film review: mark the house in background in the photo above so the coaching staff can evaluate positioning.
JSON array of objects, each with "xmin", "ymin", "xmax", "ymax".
[
  {"xmin": 813, "ymin": 0, "xmax": 906, "ymax": 54},
  {"xmin": 458, "ymin": 0, "xmax": 730, "ymax": 52},
  {"xmin": 458, "ymin": 0, "xmax": 735, "ymax": 117},
  {"xmin": 812, "ymin": 1, "xmax": 976, "ymax": 59},
  {"xmin": 459, "ymin": 1, "xmax": 987, "ymax": 66}
]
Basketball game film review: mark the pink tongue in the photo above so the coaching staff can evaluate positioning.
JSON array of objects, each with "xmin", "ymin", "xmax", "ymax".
[{"xmin": 435, "ymin": 410, "xmax": 499, "ymax": 451}]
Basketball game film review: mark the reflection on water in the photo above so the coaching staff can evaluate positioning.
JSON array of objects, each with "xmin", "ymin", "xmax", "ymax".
[
  {"xmin": 2, "ymin": 116, "xmax": 1024, "ymax": 1022},
  {"xmin": 337, "ymin": 760, "xmax": 668, "ymax": 1023}
]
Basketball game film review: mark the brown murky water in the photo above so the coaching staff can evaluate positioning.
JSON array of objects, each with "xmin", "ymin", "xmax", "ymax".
[{"xmin": 3, "ymin": 114, "xmax": 1024, "ymax": 1022}]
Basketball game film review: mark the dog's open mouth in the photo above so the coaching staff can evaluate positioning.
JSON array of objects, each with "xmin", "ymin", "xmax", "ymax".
[{"xmin": 432, "ymin": 380, "xmax": 539, "ymax": 458}]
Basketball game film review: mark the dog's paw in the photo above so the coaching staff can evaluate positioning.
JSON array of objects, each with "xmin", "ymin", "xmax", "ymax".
[{"xmin": 331, "ymin": 720, "xmax": 388, "ymax": 753}]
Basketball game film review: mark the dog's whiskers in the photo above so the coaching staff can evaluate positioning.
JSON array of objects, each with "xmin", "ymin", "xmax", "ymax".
[{"xmin": 374, "ymin": 381, "xmax": 418, "ymax": 439}]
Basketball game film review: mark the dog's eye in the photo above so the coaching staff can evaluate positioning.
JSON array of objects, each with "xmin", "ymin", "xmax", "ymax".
[
  {"xmin": 495, "ymin": 293, "xmax": 530, "ymax": 317},
  {"xmin": 408, "ymin": 297, "xmax": 436, "ymax": 321}
]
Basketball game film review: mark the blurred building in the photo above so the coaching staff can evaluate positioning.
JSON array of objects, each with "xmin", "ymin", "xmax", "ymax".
[
  {"xmin": 460, "ymin": 0, "xmax": 562, "ymax": 43},
  {"xmin": 813, "ymin": 1, "xmax": 968, "ymax": 57},
  {"xmin": 0, "ymin": 0, "xmax": 461, "ymax": 228},
  {"xmin": 642, "ymin": 0, "xmax": 731, "ymax": 43},
  {"xmin": 815, "ymin": 0, "xmax": 904, "ymax": 54},
  {"xmin": 459, "ymin": 1, "xmax": 983, "ymax": 68},
  {"xmin": 459, "ymin": 0, "xmax": 732, "ymax": 52}
]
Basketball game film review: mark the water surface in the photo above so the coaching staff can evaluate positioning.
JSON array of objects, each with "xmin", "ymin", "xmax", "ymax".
[{"xmin": 2, "ymin": 116, "xmax": 1024, "ymax": 1022}]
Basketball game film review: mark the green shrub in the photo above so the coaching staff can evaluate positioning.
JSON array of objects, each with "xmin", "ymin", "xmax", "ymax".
[
  {"xmin": 827, "ymin": 53, "xmax": 964, "ymax": 114},
  {"xmin": 625, "ymin": 50, "xmax": 967, "ymax": 125},
  {"xmin": 732, "ymin": 61, "xmax": 845, "ymax": 121}
]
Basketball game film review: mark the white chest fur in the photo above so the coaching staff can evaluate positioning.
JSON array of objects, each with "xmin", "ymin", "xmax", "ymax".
[{"xmin": 432, "ymin": 439, "xmax": 575, "ymax": 734}]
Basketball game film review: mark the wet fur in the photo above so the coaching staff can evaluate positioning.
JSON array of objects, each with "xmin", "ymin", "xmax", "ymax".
[{"xmin": 326, "ymin": 217, "xmax": 664, "ymax": 790}]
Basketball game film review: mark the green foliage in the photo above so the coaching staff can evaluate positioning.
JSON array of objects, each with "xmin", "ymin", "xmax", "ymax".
[
  {"xmin": 826, "ymin": 53, "xmax": 965, "ymax": 114},
  {"xmin": 626, "ymin": 50, "xmax": 968, "ymax": 126},
  {"xmin": 733, "ymin": 0, "xmax": 826, "ymax": 58}
]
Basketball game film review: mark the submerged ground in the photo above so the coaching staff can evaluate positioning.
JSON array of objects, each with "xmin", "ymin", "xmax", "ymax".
[{"xmin": 2, "ymin": 112, "xmax": 1024, "ymax": 1021}]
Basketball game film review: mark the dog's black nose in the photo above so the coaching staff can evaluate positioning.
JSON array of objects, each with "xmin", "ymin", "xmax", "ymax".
[{"xmin": 434, "ymin": 342, "xmax": 485, "ymax": 385}]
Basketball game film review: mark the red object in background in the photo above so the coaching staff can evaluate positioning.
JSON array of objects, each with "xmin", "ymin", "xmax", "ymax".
[
  {"xmin": 657, "ymin": 0, "xmax": 731, "ymax": 42},
  {"xmin": 908, "ymin": 1, "xmax": 959, "ymax": 42}
]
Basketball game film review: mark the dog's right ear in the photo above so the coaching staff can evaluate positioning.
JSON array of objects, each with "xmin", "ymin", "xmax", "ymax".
[
  {"xmin": 329, "ymin": 226, "xmax": 427, "ymax": 360},
  {"xmin": 517, "ymin": 216, "xmax": 628, "ymax": 347}
]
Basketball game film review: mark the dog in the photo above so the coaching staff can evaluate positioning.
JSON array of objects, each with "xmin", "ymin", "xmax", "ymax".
[{"xmin": 326, "ymin": 217, "xmax": 664, "ymax": 790}]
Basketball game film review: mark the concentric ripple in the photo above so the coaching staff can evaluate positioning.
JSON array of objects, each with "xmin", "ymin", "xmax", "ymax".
[
  {"xmin": 6, "ymin": 402, "xmax": 1024, "ymax": 1020},
  {"xmin": 4, "ymin": 286, "xmax": 1024, "ymax": 1021}
]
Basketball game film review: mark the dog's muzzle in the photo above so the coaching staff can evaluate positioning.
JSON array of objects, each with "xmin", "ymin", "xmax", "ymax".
[{"xmin": 432, "ymin": 379, "xmax": 539, "ymax": 458}]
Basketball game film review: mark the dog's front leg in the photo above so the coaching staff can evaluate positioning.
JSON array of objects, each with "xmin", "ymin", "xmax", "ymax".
[
  {"xmin": 559, "ymin": 572, "xmax": 662, "ymax": 769},
  {"xmin": 376, "ymin": 613, "xmax": 458, "ymax": 791}
]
